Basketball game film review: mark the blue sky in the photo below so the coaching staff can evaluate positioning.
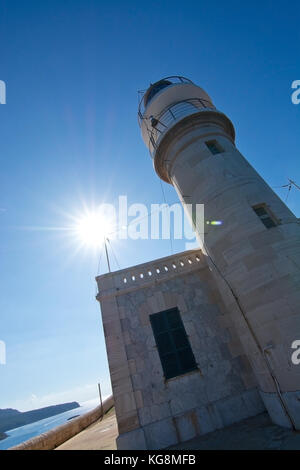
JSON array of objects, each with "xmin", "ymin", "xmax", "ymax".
[{"xmin": 0, "ymin": 0, "xmax": 299, "ymax": 411}]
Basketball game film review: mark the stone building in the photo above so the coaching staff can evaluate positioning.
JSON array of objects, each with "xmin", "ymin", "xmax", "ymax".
[{"xmin": 96, "ymin": 76, "xmax": 300, "ymax": 449}]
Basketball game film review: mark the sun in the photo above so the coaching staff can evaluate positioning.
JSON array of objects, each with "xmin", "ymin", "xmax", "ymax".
[{"xmin": 74, "ymin": 211, "xmax": 114, "ymax": 248}]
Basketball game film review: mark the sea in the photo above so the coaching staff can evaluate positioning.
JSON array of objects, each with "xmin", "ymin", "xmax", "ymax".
[{"xmin": 0, "ymin": 398, "xmax": 105, "ymax": 450}]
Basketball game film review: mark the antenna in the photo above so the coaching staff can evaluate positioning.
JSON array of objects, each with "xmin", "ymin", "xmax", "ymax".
[
  {"xmin": 288, "ymin": 179, "xmax": 300, "ymax": 191},
  {"xmin": 278, "ymin": 179, "xmax": 300, "ymax": 202},
  {"xmin": 96, "ymin": 237, "xmax": 117, "ymax": 276},
  {"xmin": 104, "ymin": 237, "xmax": 111, "ymax": 273}
]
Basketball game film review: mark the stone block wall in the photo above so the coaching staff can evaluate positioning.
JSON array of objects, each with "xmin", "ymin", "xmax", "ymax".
[
  {"xmin": 157, "ymin": 111, "xmax": 300, "ymax": 428},
  {"xmin": 96, "ymin": 249, "xmax": 265, "ymax": 449}
]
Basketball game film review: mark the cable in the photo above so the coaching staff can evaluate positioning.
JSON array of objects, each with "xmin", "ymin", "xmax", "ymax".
[
  {"xmin": 201, "ymin": 238, "xmax": 296, "ymax": 430},
  {"xmin": 285, "ymin": 184, "xmax": 292, "ymax": 202},
  {"xmin": 159, "ymin": 180, "xmax": 174, "ymax": 255},
  {"xmin": 95, "ymin": 200, "xmax": 181, "ymax": 277},
  {"xmin": 273, "ymin": 179, "xmax": 300, "ymax": 203},
  {"xmin": 96, "ymin": 242, "xmax": 104, "ymax": 276},
  {"xmin": 105, "ymin": 199, "xmax": 179, "ymax": 239},
  {"xmin": 107, "ymin": 238, "xmax": 121, "ymax": 270}
]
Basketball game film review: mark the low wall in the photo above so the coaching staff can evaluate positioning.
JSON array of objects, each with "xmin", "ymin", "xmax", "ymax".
[{"xmin": 9, "ymin": 395, "xmax": 114, "ymax": 450}]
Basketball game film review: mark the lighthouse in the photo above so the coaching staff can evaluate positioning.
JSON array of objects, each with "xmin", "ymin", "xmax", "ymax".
[
  {"xmin": 138, "ymin": 76, "xmax": 300, "ymax": 430},
  {"xmin": 96, "ymin": 76, "xmax": 300, "ymax": 450}
]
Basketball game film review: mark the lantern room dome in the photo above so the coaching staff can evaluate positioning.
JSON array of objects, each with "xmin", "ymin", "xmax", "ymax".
[{"xmin": 143, "ymin": 80, "xmax": 172, "ymax": 107}]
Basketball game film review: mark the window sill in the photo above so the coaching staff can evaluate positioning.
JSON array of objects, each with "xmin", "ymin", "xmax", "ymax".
[{"xmin": 164, "ymin": 367, "xmax": 201, "ymax": 385}]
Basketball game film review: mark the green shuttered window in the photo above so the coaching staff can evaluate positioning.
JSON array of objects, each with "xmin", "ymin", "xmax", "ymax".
[
  {"xmin": 252, "ymin": 205, "xmax": 277, "ymax": 229},
  {"xmin": 150, "ymin": 307, "xmax": 198, "ymax": 380}
]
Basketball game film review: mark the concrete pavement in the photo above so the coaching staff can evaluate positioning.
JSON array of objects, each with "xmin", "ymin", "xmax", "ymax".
[{"xmin": 55, "ymin": 407, "xmax": 117, "ymax": 450}]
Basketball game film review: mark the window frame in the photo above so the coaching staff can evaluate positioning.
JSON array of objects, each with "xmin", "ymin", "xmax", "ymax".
[
  {"xmin": 150, "ymin": 307, "xmax": 198, "ymax": 381},
  {"xmin": 252, "ymin": 203, "xmax": 278, "ymax": 229},
  {"xmin": 205, "ymin": 139, "xmax": 224, "ymax": 155}
]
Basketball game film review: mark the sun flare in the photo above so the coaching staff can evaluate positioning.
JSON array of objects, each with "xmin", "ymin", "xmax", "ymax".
[{"xmin": 74, "ymin": 211, "xmax": 114, "ymax": 248}]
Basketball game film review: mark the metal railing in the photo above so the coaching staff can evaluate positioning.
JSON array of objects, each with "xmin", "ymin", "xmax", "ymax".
[
  {"xmin": 143, "ymin": 98, "xmax": 215, "ymax": 157},
  {"xmin": 138, "ymin": 76, "xmax": 194, "ymax": 119}
]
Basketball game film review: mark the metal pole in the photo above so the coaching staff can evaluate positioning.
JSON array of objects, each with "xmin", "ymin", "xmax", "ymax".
[
  {"xmin": 289, "ymin": 179, "xmax": 300, "ymax": 191},
  {"xmin": 104, "ymin": 237, "xmax": 111, "ymax": 273},
  {"xmin": 98, "ymin": 382, "xmax": 103, "ymax": 420}
]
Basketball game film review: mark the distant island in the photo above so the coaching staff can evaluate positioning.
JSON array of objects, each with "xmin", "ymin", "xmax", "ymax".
[{"xmin": 0, "ymin": 402, "xmax": 80, "ymax": 436}]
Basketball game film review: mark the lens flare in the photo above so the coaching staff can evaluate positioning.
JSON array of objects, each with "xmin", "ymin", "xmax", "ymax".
[
  {"xmin": 210, "ymin": 220, "xmax": 223, "ymax": 226},
  {"xmin": 74, "ymin": 211, "xmax": 114, "ymax": 247},
  {"xmin": 206, "ymin": 220, "xmax": 223, "ymax": 226}
]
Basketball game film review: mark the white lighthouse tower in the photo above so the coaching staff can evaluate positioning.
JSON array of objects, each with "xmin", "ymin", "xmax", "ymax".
[{"xmin": 138, "ymin": 76, "xmax": 300, "ymax": 430}]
